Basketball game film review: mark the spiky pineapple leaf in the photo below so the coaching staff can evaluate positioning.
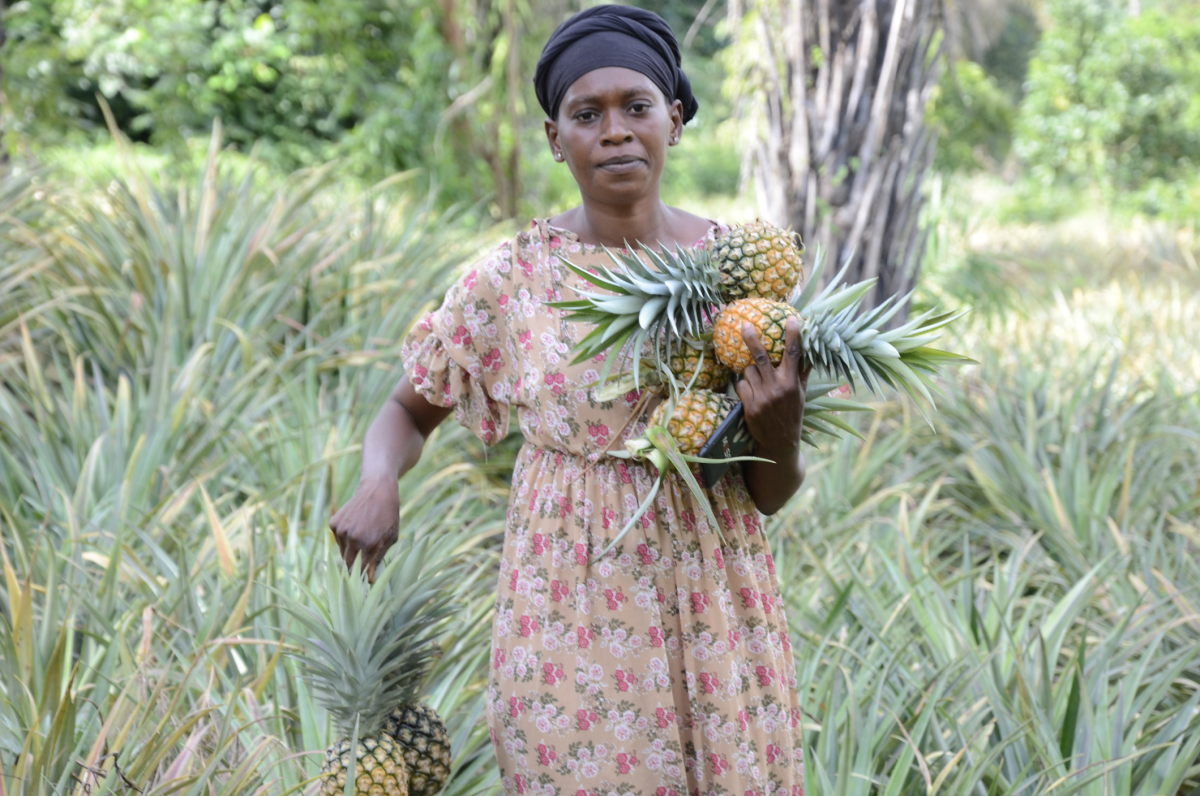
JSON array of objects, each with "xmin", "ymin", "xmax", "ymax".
[
  {"xmin": 644, "ymin": 426, "xmax": 722, "ymax": 535},
  {"xmin": 900, "ymin": 346, "xmax": 978, "ymax": 372},
  {"xmin": 550, "ymin": 244, "xmax": 722, "ymax": 386}
]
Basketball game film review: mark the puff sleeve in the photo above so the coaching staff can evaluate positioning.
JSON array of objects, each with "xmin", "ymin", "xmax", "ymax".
[{"xmin": 401, "ymin": 245, "xmax": 520, "ymax": 446}]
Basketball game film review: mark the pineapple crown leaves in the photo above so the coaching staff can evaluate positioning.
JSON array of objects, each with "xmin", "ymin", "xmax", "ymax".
[
  {"xmin": 589, "ymin": 335, "xmax": 713, "ymax": 402},
  {"xmin": 791, "ymin": 244, "xmax": 973, "ymax": 416},
  {"xmin": 801, "ymin": 377, "xmax": 874, "ymax": 444},
  {"xmin": 275, "ymin": 541, "xmax": 460, "ymax": 736},
  {"xmin": 547, "ymin": 245, "xmax": 721, "ymax": 388}
]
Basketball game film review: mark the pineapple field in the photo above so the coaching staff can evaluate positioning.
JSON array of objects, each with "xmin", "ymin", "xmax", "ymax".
[{"xmin": 2, "ymin": 140, "xmax": 1200, "ymax": 796}]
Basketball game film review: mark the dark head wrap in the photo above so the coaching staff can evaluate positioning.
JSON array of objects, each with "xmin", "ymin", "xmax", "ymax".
[{"xmin": 534, "ymin": 5, "xmax": 699, "ymax": 124}]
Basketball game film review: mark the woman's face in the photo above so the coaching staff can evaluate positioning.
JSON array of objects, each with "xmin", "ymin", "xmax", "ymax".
[{"xmin": 545, "ymin": 67, "xmax": 684, "ymax": 206}]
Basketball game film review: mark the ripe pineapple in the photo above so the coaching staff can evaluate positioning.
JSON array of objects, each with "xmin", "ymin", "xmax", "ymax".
[
  {"xmin": 557, "ymin": 239, "xmax": 971, "ymax": 561},
  {"xmin": 383, "ymin": 704, "xmax": 453, "ymax": 796},
  {"xmin": 649, "ymin": 390, "xmax": 735, "ymax": 456},
  {"xmin": 714, "ymin": 221, "xmax": 804, "ymax": 302},
  {"xmin": 322, "ymin": 736, "xmax": 408, "ymax": 796},
  {"xmin": 712, "ymin": 297, "xmax": 800, "ymax": 373},
  {"xmin": 667, "ymin": 344, "xmax": 731, "ymax": 392},
  {"xmin": 550, "ymin": 223, "xmax": 803, "ymax": 378},
  {"xmin": 594, "ymin": 391, "xmax": 766, "ymax": 560},
  {"xmin": 280, "ymin": 546, "xmax": 458, "ymax": 796}
]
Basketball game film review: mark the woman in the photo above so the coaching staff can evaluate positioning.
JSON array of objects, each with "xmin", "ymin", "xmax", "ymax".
[{"xmin": 331, "ymin": 6, "xmax": 809, "ymax": 796}]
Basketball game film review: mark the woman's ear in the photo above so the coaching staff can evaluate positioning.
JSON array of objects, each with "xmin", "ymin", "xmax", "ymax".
[
  {"xmin": 668, "ymin": 99, "xmax": 684, "ymax": 146},
  {"xmin": 545, "ymin": 119, "xmax": 565, "ymax": 161}
]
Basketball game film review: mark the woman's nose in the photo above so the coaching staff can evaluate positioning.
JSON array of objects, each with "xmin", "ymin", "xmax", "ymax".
[{"xmin": 599, "ymin": 111, "xmax": 633, "ymax": 145}]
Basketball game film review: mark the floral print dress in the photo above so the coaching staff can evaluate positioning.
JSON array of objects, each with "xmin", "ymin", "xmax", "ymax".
[{"xmin": 402, "ymin": 220, "xmax": 804, "ymax": 796}]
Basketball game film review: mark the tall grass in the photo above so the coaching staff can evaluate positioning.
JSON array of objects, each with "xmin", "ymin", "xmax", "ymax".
[{"xmin": 2, "ymin": 140, "xmax": 1199, "ymax": 795}]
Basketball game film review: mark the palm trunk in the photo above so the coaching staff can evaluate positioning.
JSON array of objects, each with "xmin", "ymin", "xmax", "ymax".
[{"xmin": 733, "ymin": 0, "xmax": 948, "ymax": 321}]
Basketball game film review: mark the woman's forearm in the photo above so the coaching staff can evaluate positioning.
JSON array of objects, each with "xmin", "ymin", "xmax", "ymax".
[
  {"xmin": 742, "ymin": 440, "xmax": 806, "ymax": 516},
  {"xmin": 728, "ymin": 318, "xmax": 809, "ymax": 517},
  {"xmin": 331, "ymin": 378, "xmax": 451, "ymax": 577}
]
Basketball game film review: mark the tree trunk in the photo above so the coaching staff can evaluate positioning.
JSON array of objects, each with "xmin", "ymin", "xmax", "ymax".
[{"xmin": 732, "ymin": 0, "xmax": 948, "ymax": 320}]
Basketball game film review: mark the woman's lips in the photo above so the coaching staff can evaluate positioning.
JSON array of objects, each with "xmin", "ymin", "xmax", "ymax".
[{"xmin": 597, "ymin": 156, "xmax": 645, "ymax": 174}]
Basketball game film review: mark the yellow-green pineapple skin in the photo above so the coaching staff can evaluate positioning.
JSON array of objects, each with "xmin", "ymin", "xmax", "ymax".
[
  {"xmin": 650, "ymin": 390, "xmax": 733, "ymax": 456},
  {"xmin": 667, "ymin": 346, "xmax": 731, "ymax": 391},
  {"xmin": 321, "ymin": 735, "xmax": 409, "ymax": 796},
  {"xmin": 715, "ymin": 221, "xmax": 804, "ymax": 302},
  {"xmin": 383, "ymin": 703, "xmax": 452, "ymax": 796}
]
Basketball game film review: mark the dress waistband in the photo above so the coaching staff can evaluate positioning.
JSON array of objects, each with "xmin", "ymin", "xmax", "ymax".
[{"xmin": 520, "ymin": 440, "xmax": 629, "ymax": 463}]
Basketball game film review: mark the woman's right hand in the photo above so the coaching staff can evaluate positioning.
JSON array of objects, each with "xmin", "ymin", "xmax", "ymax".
[{"xmin": 329, "ymin": 477, "xmax": 401, "ymax": 582}]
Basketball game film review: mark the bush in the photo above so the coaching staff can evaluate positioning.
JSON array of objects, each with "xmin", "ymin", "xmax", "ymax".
[
  {"xmin": 2, "ymin": 0, "xmax": 457, "ymax": 175},
  {"xmin": 929, "ymin": 60, "xmax": 1017, "ymax": 172},
  {"xmin": 0, "ymin": 142, "xmax": 512, "ymax": 794},
  {"xmin": 1015, "ymin": 0, "xmax": 1200, "ymax": 199}
]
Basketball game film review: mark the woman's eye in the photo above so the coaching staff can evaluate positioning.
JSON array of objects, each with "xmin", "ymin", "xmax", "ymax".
[
  {"xmin": 631, "ymin": 103, "xmax": 650, "ymax": 113},
  {"xmin": 576, "ymin": 111, "xmax": 597, "ymax": 122}
]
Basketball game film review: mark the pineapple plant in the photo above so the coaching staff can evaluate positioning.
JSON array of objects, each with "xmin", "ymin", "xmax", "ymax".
[
  {"xmin": 279, "ymin": 544, "xmax": 458, "ymax": 796},
  {"xmin": 713, "ymin": 220, "xmax": 804, "ymax": 302}
]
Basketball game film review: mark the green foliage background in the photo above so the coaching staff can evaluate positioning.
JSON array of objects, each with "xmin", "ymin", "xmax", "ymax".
[
  {"xmin": 1, "ymin": 144, "xmax": 1198, "ymax": 796},
  {"xmin": 3, "ymin": 1, "xmax": 1200, "ymax": 794},
  {"xmin": 926, "ymin": 0, "xmax": 1200, "ymax": 219},
  {"xmin": 1, "ymin": 0, "xmax": 739, "ymax": 220},
  {"xmin": 9, "ymin": 0, "xmax": 1198, "ymax": 218}
]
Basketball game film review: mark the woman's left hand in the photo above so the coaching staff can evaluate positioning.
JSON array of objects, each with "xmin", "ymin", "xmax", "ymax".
[
  {"xmin": 735, "ymin": 315, "xmax": 809, "ymax": 515},
  {"xmin": 735, "ymin": 316, "xmax": 809, "ymax": 451}
]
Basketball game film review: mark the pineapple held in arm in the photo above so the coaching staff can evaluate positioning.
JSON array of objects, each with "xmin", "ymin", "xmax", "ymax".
[
  {"xmin": 550, "ymin": 222, "xmax": 971, "ymax": 558},
  {"xmin": 714, "ymin": 220, "xmax": 804, "ymax": 301}
]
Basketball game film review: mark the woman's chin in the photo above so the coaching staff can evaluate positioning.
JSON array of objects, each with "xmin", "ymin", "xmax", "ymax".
[{"xmin": 586, "ymin": 174, "xmax": 659, "ymax": 204}]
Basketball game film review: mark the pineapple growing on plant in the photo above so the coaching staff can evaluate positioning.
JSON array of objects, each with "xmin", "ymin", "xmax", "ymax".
[{"xmin": 279, "ymin": 544, "xmax": 457, "ymax": 796}]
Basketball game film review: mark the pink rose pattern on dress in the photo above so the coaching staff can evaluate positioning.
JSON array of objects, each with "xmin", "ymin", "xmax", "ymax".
[{"xmin": 402, "ymin": 220, "xmax": 804, "ymax": 796}]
